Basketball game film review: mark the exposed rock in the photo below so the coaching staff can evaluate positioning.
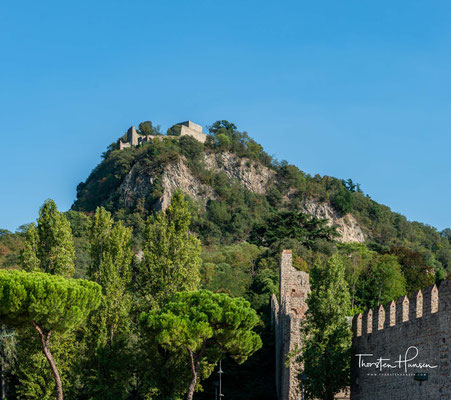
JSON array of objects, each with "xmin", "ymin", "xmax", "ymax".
[
  {"xmin": 119, "ymin": 151, "xmax": 366, "ymax": 244},
  {"xmin": 119, "ymin": 158, "xmax": 216, "ymax": 211},
  {"xmin": 204, "ymin": 152, "xmax": 276, "ymax": 195},
  {"xmin": 301, "ymin": 199, "xmax": 366, "ymax": 243},
  {"xmin": 156, "ymin": 160, "xmax": 216, "ymax": 210},
  {"xmin": 119, "ymin": 164, "xmax": 153, "ymax": 208}
]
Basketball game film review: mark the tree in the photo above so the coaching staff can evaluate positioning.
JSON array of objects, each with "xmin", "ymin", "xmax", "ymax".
[
  {"xmin": 20, "ymin": 224, "xmax": 40, "ymax": 272},
  {"xmin": 298, "ymin": 256, "xmax": 352, "ymax": 400},
  {"xmin": 0, "ymin": 270, "xmax": 101, "ymax": 400},
  {"xmin": 88, "ymin": 207, "xmax": 133, "ymax": 346},
  {"xmin": 389, "ymin": 246, "xmax": 435, "ymax": 293},
  {"xmin": 251, "ymin": 210, "xmax": 338, "ymax": 249},
  {"xmin": 0, "ymin": 326, "xmax": 16, "ymax": 400},
  {"xmin": 337, "ymin": 243, "xmax": 374, "ymax": 310},
  {"xmin": 84, "ymin": 207, "xmax": 134, "ymax": 398},
  {"xmin": 138, "ymin": 121, "xmax": 161, "ymax": 136},
  {"xmin": 331, "ymin": 186, "xmax": 354, "ymax": 214},
  {"xmin": 167, "ymin": 124, "xmax": 182, "ymax": 136},
  {"xmin": 137, "ymin": 191, "xmax": 202, "ymax": 307},
  {"xmin": 21, "ymin": 200, "xmax": 75, "ymax": 277},
  {"xmin": 140, "ymin": 290, "xmax": 262, "ymax": 400},
  {"xmin": 356, "ymin": 254, "xmax": 406, "ymax": 309}
]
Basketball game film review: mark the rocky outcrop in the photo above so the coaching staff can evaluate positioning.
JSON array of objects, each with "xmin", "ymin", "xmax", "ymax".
[
  {"xmin": 204, "ymin": 152, "xmax": 276, "ymax": 195},
  {"xmin": 301, "ymin": 199, "xmax": 366, "ymax": 243},
  {"xmin": 119, "ymin": 151, "xmax": 365, "ymax": 243},
  {"xmin": 156, "ymin": 160, "xmax": 216, "ymax": 210},
  {"xmin": 119, "ymin": 159, "xmax": 216, "ymax": 210}
]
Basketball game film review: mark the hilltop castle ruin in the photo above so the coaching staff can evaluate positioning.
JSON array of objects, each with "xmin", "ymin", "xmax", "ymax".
[{"xmin": 118, "ymin": 120, "xmax": 207, "ymax": 149}]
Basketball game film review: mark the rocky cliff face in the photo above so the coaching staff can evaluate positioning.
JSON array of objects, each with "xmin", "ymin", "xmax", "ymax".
[
  {"xmin": 119, "ymin": 150, "xmax": 365, "ymax": 243},
  {"xmin": 119, "ymin": 151, "xmax": 275, "ymax": 210},
  {"xmin": 301, "ymin": 199, "xmax": 365, "ymax": 243},
  {"xmin": 204, "ymin": 152, "xmax": 276, "ymax": 195}
]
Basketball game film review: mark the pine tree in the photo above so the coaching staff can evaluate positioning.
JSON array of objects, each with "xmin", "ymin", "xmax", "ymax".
[
  {"xmin": 137, "ymin": 190, "xmax": 201, "ymax": 308},
  {"xmin": 18, "ymin": 200, "xmax": 77, "ymax": 399},
  {"xmin": 0, "ymin": 270, "xmax": 101, "ymax": 400},
  {"xmin": 299, "ymin": 255, "xmax": 352, "ymax": 400},
  {"xmin": 140, "ymin": 290, "xmax": 262, "ymax": 400}
]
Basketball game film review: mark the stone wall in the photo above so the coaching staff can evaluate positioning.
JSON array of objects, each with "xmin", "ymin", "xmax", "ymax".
[
  {"xmin": 351, "ymin": 280, "xmax": 451, "ymax": 400},
  {"xmin": 118, "ymin": 121, "xmax": 207, "ymax": 149},
  {"xmin": 272, "ymin": 250, "xmax": 310, "ymax": 400},
  {"xmin": 179, "ymin": 120, "xmax": 207, "ymax": 143}
]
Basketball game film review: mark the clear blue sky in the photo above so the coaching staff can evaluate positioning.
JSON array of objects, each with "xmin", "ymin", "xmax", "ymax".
[{"xmin": 1, "ymin": 0, "xmax": 450, "ymax": 232}]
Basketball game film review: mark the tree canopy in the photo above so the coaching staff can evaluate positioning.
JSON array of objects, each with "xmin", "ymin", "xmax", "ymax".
[
  {"xmin": 140, "ymin": 290, "xmax": 262, "ymax": 400},
  {"xmin": 0, "ymin": 270, "xmax": 101, "ymax": 335},
  {"xmin": 21, "ymin": 200, "xmax": 75, "ymax": 277},
  {"xmin": 0, "ymin": 270, "xmax": 102, "ymax": 400},
  {"xmin": 137, "ymin": 191, "xmax": 202, "ymax": 308}
]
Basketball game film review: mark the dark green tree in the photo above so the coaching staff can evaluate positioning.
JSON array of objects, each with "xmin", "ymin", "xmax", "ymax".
[
  {"xmin": 389, "ymin": 246, "xmax": 435, "ymax": 293},
  {"xmin": 0, "ymin": 270, "xmax": 101, "ymax": 400},
  {"xmin": 298, "ymin": 255, "xmax": 352, "ymax": 400},
  {"xmin": 140, "ymin": 290, "xmax": 262, "ymax": 400},
  {"xmin": 251, "ymin": 210, "xmax": 338, "ymax": 249},
  {"xmin": 138, "ymin": 121, "xmax": 161, "ymax": 135}
]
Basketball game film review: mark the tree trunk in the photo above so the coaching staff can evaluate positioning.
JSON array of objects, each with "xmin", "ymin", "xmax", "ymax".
[
  {"xmin": 185, "ymin": 349, "xmax": 200, "ymax": 400},
  {"xmin": 1, "ymin": 354, "xmax": 5, "ymax": 400},
  {"xmin": 186, "ymin": 372, "xmax": 197, "ymax": 400},
  {"xmin": 32, "ymin": 322, "xmax": 63, "ymax": 400}
]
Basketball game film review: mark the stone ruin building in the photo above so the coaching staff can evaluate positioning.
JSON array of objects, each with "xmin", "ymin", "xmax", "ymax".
[
  {"xmin": 272, "ymin": 249, "xmax": 450, "ymax": 400},
  {"xmin": 118, "ymin": 120, "xmax": 207, "ymax": 149}
]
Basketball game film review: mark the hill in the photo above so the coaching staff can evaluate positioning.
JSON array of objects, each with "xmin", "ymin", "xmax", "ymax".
[{"xmin": 72, "ymin": 119, "xmax": 450, "ymax": 281}]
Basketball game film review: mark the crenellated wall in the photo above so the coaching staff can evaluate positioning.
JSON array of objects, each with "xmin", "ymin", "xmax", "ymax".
[
  {"xmin": 272, "ymin": 250, "xmax": 310, "ymax": 400},
  {"xmin": 351, "ymin": 280, "xmax": 451, "ymax": 399}
]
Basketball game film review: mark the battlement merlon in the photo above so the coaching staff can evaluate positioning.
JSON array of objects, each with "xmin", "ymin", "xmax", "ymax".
[{"xmin": 352, "ymin": 280, "xmax": 450, "ymax": 337}]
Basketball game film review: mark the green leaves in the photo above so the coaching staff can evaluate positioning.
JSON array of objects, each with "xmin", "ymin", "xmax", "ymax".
[
  {"xmin": 300, "ymin": 256, "xmax": 352, "ymax": 400},
  {"xmin": 21, "ymin": 200, "xmax": 75, "ymax": 277},
  {"xmin": 139, "ymin": 191, "xmax": 202, "ymax": 307},
  {"xmin": 140, "ymin": 290, "xmax": 262, "ymax": 396},
  {"xmin": 0, "ymin": 270, "xmax": 101, "ymax": 333},
  {"xmin": 251, "ymin": 209, "xmax": 338, "ymax": 249}
]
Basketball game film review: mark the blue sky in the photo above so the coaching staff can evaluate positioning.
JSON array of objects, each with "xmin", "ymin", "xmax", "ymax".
[{"xmin": 0, "ymin": 0, "xmax": 450, "ymax": 232}]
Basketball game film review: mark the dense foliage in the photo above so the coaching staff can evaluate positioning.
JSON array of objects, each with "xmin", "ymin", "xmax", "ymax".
[
  {"xmin": 299, "ymin": 256, "xmax": 352, "ymax": 400},
  {"xmin": 0, "ymin": 270, "xmax": 102, "ymax": 400},
  {"xmin": 140, "ymin": 290, "xmax": 262, "ymax": 400}
]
